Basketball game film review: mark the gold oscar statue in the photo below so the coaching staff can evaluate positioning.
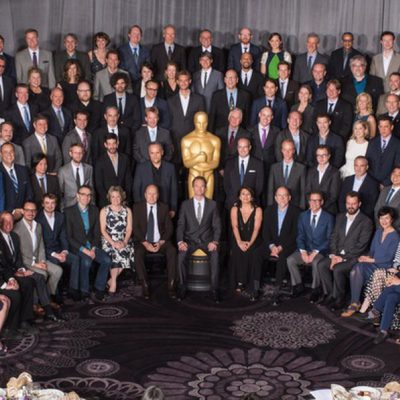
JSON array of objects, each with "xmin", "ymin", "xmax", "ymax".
[{"xmin": 181, "ymin": 111, "xmax": 221, "ymax": 199}]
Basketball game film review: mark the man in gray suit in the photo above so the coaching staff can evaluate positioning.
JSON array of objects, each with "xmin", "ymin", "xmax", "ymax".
[
  {"xmin": 192, "ymin": 52, "xmax": 224, "ymax": 113},
  {"xmin": 374, "ymin": 167, "xmax": 400, "ymax": 229},
  {"xmin": 177, "ymin": 176, "xmax": 221, "ymax": 302},
  {"xmin": 58, "ymin": 143, "xmax": 93, "ymax": 209},
  {"xmin": 0, "ymin": 122, "xmax": 25, "ymax": 165},
  {"xmin": 22, "ymin": 114, "xmax": 62, "ymax": 172},
  {"xmin": 15, "ymin": 29, "xmax": 55, "ymax": 88}
]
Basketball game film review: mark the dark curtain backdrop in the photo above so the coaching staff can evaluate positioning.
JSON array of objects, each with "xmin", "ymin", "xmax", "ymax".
[{"xmin": 1, "ymin": 0, "xmax": 399, "ymax": 56}]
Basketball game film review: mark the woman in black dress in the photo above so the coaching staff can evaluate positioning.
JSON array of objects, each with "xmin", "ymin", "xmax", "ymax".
[
  {"xmin": 28, "ymin": 67, "xmax": 50, "ymax": 111},
  {"xmin": 159, "ymin": 61, "xmax": 179, "ymax": 99},
  {"xmin": 57, "ymin": 59, "xmax": 81, "ymax": 107}
]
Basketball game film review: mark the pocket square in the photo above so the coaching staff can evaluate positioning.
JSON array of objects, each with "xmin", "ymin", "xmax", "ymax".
[{"xmin": 249, "ymin": 170, "xmax": 256, "ymax": 173}]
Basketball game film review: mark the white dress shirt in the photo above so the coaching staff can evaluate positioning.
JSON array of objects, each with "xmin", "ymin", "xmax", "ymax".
[{"xmin": 146, "ymin": 203, "xmax": 160, "ymax": 242}]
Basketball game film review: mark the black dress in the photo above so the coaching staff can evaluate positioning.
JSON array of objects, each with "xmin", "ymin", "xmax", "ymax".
[
  {"xmin": 28, "ymin": 87, "xmax": 51, "ymax": 112},
  {"xmin": 230, "ymin": 207, "xmax": 263, "ymax": 295}
]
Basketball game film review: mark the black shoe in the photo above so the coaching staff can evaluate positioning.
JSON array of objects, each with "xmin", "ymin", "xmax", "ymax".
[
  {"xmin": 68, "ymin": 289, "xmax": 81, "ymax": 301},
  {"xmin": 142, "ymin": 282, "xmax": 150, "ymax": 299},
  {"xmin": 177, "ymin": 286, "xmax": 186, "ymax": 301},
  {"xmin": 94, "ymin": 290, "xmax": 106, "ymax": 301},
  {"xmin": 309, "ymin": 289, "xmax": 320, "ymax": 303},
  {"xmin": 373, "ymin": 331, "xmax": 388, "ymax": 345},
  {"xmin": 45, "ymin": 314, "xmax": 65, "ymax": 323},
  {"xmin": 291, "ymin": 284, "xmax": 304, "ymax": 298},
  {"xmin": 320, "ymin": 295, "xmax": 334, "ymax": 306},
  {"xmin": 19, "ymin": 321, "xmax": 39, "ymax": 334},
  {"xmin": 213, "ymin": 290, "xmax": 221, "ymax": 304}
]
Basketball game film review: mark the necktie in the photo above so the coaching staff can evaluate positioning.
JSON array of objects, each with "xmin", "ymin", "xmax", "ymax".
[
  {"xmin": 311, "ymin": 214, "xmax": 317, "ymax": 231},
  {"xmin": 23, "ymin": 106, "xmax": 30, "ymax": 130},
  {"xmin": 229, "ymin": 92, "xmax": 235, "ymax": 109},
  {"xmin": 81, "ymin": 131, "xmax": 88, "ymax": 151},
  {"xmin": 39, "ymin": 177, "xmax": 46, "ymax": 194},
  {"xmin": 41, "ymin": 137, "xmax": 47, "ymax": 154},
  {"xmin": 243, "ymin": 47, "xmax": 248, "ymax": 53},
  {"xmin": 261, "ymin": 128, "xmax": 267, "ymax": 147},
  {"xmin": 229, "ymin": 131, "xmax": 235, "ymax": 149},
  {"xmin": 307, "ymin": 55, "xmax": 313, "ymax": 70},
  {"xmin": 7, "ymin": 234, "xmax": 14, "ymax": 255},
  {"xmin": 76, "ymin": 166, "xmax": 81, "ymax": 187},
  {"xmin": 382, "ymin": 139, "xmax": 387, "ymax": 153},
  {"xmin": 168, "ymin": 46, "xmax": 173, "ymax": 60},
  {"xmin": 133, "ymin": 47, "xmax": 138, "ymax": 65},
  {"xmin": 118, "ymin": 97, "xmax": 123, "ymax": 116},
  {"xmin": 0, "ymin": 80, "xmax": 3, "ymax": 102},
  {"xmin": 147, "ymin": 206, "xmax": 155, "ymax": 242},
  {"xmin": 32, "ymin": 51, "xmax": 38, "ymax": 67},
  {"xmin": 240, "ymin": 159, "xmax": 245, "ymax": 186},
  {"xmin": 267, "ymin": 99, "xmax": 272, "ymax": 108},
  {"xmin": 280, "ymin": 81, "xmax": 285, "ymax": 97},
  {"xmin": 386, "ymin": 188, "xmax": 395, "ymax": 204},
  {"xmin": 343, "ymin": 52, "xmax": 348, "ymax": 69},
  {"xmin": 196, "ymin": 202, "xmax": 202, "ymax": 224},
  {"xmin": 328, "ymin": 103, "xmax": 334, "ymax": 114},
  {"xmin": 284, "ymin": 164, "xmax": 289, "ymax": 184},
  {"xmin": 57, "ymin": 109, "xmax": 65, "ymax": 129},
  {"xmin": 203, "ymin": 71, "xmax": 207, "ymax": 88},
  {"xmin": 244, "ymin": 73, "xmax": 248, "ymax": 87},
  {"xmin": 9, "ymin": 168, "xmax": 18, "ymax": 193}
]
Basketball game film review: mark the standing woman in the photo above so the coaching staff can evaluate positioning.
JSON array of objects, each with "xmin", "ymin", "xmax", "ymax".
[
  {"xmin": 132, "ymin": 62, "xmax": 154, "ymax": 98},
  {"xmin": 28, "ymin": 67, "xmax": 51, "ymax": 112},
  {"xmin": 88, "ymin": 32, "xmax": 110, "ymax": 79},
  {"xmin": 291, "ymin": 84, "xmax": 314, "ymax": 134},
  {"xmin": 100, "ymin": 186, "xmax": 134, "ymax": 294},
  {"xmin": 58, "ymin": 59, "xmax": 82, "ymax": 107},
  {"xmin": 160, "ymin": 61, "xmax": 179, "ymax": 99},
  {"xmin": 230, "ymin": 187, "xmax": 263, "ymax": 300},
  {"xmin": 260, "ymin": 33, "xmax": 292, "ymax": 79}
]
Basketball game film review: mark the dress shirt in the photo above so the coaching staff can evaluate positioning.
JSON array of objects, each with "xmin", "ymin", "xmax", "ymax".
[
  {"xmin": 307, "ymin": 52, "xmax": 317, "ymax": 67},
  {"xmin": 0, "ymin": 76, "xmax": 4, "ymax": 100},
  {"xmin": 28, "ymin": 48, "xmax": 40, "ymax": 63},
  {"xmin": 34, "ymin": 133, "xmax": 47, "ymax": 150},
  {"xmin": 75, "ymin": 127, "xmax": 87, "ymax": 143},
  {"xmin": 109, "ymin": 153, "xmax": 119, "ymax": 175},
  {"xmin": 71, "ymin": 161, "xmax": 84, "ymax": 184},
  {"xmin": 317, "ymin": 163, "xmax": 329, "ymax": 184},
  {"xmin": 44, "ymin": 211, "xmax": 55, "ymax": 230},
  {"xmin": 241, "ymin": 69, "xmax": 253, "ymax": 85},
  {"xmin": 241, "ymin": 44, "xmax": 250, "ymax": 53},
  {"xmin": 146, "ymin": 202, "xmax": 160, "ymax": 243},
  {"xmin": 2, "ymin": 162, "xmax": 18, "ymax": 182},
  {"xmin": 279, "ymin": 79, "xmax": 288, "ymax": 98},
  {"xmin": 116, "ymin": 94, "xmax": 126, "ymax": 114},
  {"xmin": 140, "ymin": 81, "xmax": 146, "ymax": 98},
  {"xmin": 148, "ymin": 126, "xmax": 158, "ymax": 142},
  {"xmin": 36, "ymin": 173, "xmax": 47, "ymax": 192},
  {"xmin": 309, "ymin": 208, "xmax": 322, "ymax": 227},
  {"xmin": 258, "ymin": 124, "xmax": 270, "ymax": 143},
  {"xmin": 107, "ymin": 125, "xmax": 119, "ymax": 136},
  {"xmin": 144, "ymin": 97, "xmax": 155, "ymax": 108},
  {"xmin": 201, "ymin": 68, "xmax": 212, "ymax": 86},
  {"xmin": 1, "ymin": 231, "xmax": 14, "ymax": 255},
  {"xmin": 345, "ymin": 209, "xmax": 360, "ymax": 235},
  {"xmin": 22, "ymin": 219, "xmax": 38, "ymax": 262},
  {"xmin": 179, "ymin": 92, "xmax": 190, "ymax": 116},
  {"xmin": 352, "ymin": 174, "xmax": 366, "ymax": 192},
  {"xmin": 164, "ymin": 43, "xmax": 175, "ymax": 54},
  {"xmin": 383, "ymin": 51, "xmax": 393, "ymax": 76},
  {"xmin": 238, "ymin": 155, "xmax": 250, "ymax": 174},
  {"xmin": 265, "ymin": 96, "xmax": 275, "ymax": 108},
  {"xmin": 226, "ymin": 88, "xmax": 238, "ymax": 106},
  {"xmin": 290, "ymin": 131, "xmax": 301, "ymax": 154},
  {"xmin": 389, "ymin": 111, "xmax": 399, "ymax": 119},
  {"xmin": 17, "ymin": 101, "xmax": 31, "ymax": 120},
  {"xmin": 129, "ymin": 44, "xmax": 139, "ymax": 56},
  {"xmin": 327, "ymin": 98, "xmax": 338, "ymax": 113},
  {"xmin": 283, "ymin": 161, "xmax": 293, "ymax": 177},
  {"xmin": 277, "ymin": 206, "xmax": 288, "ymax": 236},
  {"xmin": 381, "ymin": 135, "xmax": 392, "ymax": 149},
  {"xmin": 318, "ymin": 133, "xmax": 329, "ymax": 145},
  {"xmin": 387, "ymin": 186, "xmax": 400, "ymax": 202},
  {"xmin": 193, "ymin": 197, "xmax": 205, "ymax": 223}
]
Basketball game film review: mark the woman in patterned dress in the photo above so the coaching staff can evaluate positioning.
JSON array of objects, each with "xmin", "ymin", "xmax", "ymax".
[{"xmin": 100, "ymin": 186, "xmax": 134, "ymax": 294}]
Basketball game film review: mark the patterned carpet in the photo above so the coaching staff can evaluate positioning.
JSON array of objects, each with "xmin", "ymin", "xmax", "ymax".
[{"xmin": 0, "ymin": 276, "xmax": 399, "ymax": 400}]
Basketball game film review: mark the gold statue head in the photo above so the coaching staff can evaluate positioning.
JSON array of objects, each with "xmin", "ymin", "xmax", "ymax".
[{"xmin": 194, "ymin": 111, "xmax": 208, "ymax": 133}]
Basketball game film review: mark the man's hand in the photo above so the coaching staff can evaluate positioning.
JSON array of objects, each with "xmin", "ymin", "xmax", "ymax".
[
  {"xmin": 301, "ymin": 252, "xmax": 309, "ymax": 264},
  {"xmin": 83, "ymin": 248, "xmax": 96, "ymax": 260},
  {"xmin": 34, "ymin": 261, "xmax": 48, "ymax": 270},
  {"xmin": 169, "ymin": 211, "xmax": 176, "ymax": 219},
  {"xmin": 178, "ymin": 242, "xmax": 188, "ymax": 252},
  {"xmin": 208, "ymin": 241, "xmax": 218, "ymax": 252}
]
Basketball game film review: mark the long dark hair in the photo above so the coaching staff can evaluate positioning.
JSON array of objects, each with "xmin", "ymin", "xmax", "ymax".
[{"xmin": 236, "ymin": 186, "xmax": 256, "ymax": 208}]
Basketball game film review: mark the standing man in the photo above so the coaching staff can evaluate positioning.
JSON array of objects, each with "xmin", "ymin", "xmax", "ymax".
[
  {"xmin": 0, "ymin": 35, "xmax": 16, "ymax": 79},
  {"xmin": 277, "ymin": 61, "xmax": 299, "ymax": 109},
  {"xmin": 0, "ymin": 122, "xmax": 25, "ymax": 165},
  {"xmin": 237, "ymin": 52, "xmax": 264, "ymax": 101},
  {"xmin": 0, "ymin": 55, "xmax": 15, "ymax": 117},
  {"xmin": 376, "ymin": 72, "xmax": 400, "ymax": 115}
]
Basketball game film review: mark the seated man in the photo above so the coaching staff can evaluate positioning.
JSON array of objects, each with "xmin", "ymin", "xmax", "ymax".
[
  {"xmin": 176, "ymin": 176, "xmax": 221, "ymax": 302},
  {"xmin": 64, "ymin": 185, "xmax": 112, "ymax": 301},
  {"xmin": 133, "ymin": 184, "xmax": 177, "ymax": 299},
  {"xmin": 286, "ymin": 191, "xmax": 334, "ymax": 297},
  {"xmin": 36, "ymin": 193, "xmax": 80, "ymax": 300}
]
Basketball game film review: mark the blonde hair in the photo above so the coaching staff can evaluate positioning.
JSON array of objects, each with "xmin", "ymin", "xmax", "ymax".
[
  {"xmin": 106, "ymin": 186, "xmax": 126, "ymax": 204},
  {"xmin": 355, "ymin": 92, "xmax": 373, "ymax": 115},
  {"xmin": 351, "ymin": 120, "xmax": 369, "ymax": 140}
]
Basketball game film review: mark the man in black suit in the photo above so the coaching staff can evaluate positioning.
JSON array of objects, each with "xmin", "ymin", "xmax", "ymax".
[
  {"xmin": 227, "ymin": 27, "xmax": 261, "ymax": 72},
  {"xmin": 0, "ymin": 35, "xmax": 16, "ymax": 80},
  {"xmin": 4, "ymin": 83, "xmax": 38, "ymax": 145},
  {"xmin": 313, "ymin": 80, "xmax": 353, "ymax": 140},
  {"xmin": 133, "ymin": 184, "xmax": 177, "ymax": 298},
  {"xmin": 150, "ymin": 24, "xmax": 186, "ymax": 80},
  {"xmin": 0, "ymin": 121, "xmax": 25, "ymax": 165},
  {"xmin": 64, "ymin": 185, "xmax": 112, "ymax": 301},
  {"xmin": 341, "ymin": 55, "xmax": 384, "ymax": 111},
  {"xmin": 92, "ymin": 106, "xmax": 132, "ymax": 161},
  {"xmin": 95, "ymin": 133, "xmax": 132, "ymax": 207},
  {"xmin": 366, "ymin": 115, "xmax": 400, "ymax": 186},
  {"xmin": 187, "ymin": 29, "xmax": 225, "ymax": 74},
  {"xmin": 277, "ymin": 61, "xmax": 299, "ymax": 110},
  {"xmin": 328, "ymin": 32, "xmax": 363, "ymax": 80},
  {"xmin": 103, "ymin": 72, "xmax": 141, "ymax": 132},
  {"xmin": 223, "ymin": 137, "xmax": 264, "ymax": 209},
  {"xmin": 317, "ymin": 191, "xmax": 373, "ymax": 309},
  {"xmin": 42, "ymin": 87, "xmax": 74, "ymax": 145},
  {"xmin": 209, "ymin": 69, "xmax": 251, "ymax": 132},
  {"xmin": 0, "ymin": 55, "xmax": 15, "ymax": 118},
  {"xmin": 54, "ymin": 33, "xmax": 91, "ymax": 82},
  {"xmin": 381, "ymin": 93, "xmax": 400, "ymax": 138},
  {"xmin": 338, "ymin": 156, "xmax": 379, "ymax": 219},
  {"xmin": 306, "ymin": 145, "xmax": 341, "ymax": 215},
  {"xmin": 177, "ymin": 176, "xmax": 221, "ymax": 302},
  {"xmin": 0, "ymin": 142, "xmax": 32, "ymax": 219},
  {"xmin": 306, "ymin": 63, "xmax": 328, "ymax": 106},
  {"xmin": 167, "ymin": 70, "xmax": 206, "ymax": 164},
  {"xmin": 263, "ymin": 186, "xmax": 301, "ymax": 288},
  {"xmin": 133, "ymin": 106, "xmax": 173, "ymax": 164},
  {"xmin": 306, "ymin": 113, "xmax": 345, "ymax": 168},
  {"xmin": 237, "ymin": 52, "xmax": 264, "ymax": 101}
]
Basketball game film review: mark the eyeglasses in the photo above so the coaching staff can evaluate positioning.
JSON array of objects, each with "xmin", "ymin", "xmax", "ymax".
[{"xmin": 78, "ymin": 192, "xmax": 92, "ymax": 197}]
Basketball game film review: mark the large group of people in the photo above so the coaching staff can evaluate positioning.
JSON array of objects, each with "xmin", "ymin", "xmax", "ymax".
[{"xmin": 0, "ymin": 24, "xmax": 400, "ymax": 355}]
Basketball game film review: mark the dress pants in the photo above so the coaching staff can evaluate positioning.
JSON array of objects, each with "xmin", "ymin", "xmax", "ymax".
[
  {"xmin": 48, "ymin": 253, "xmax": 80, "ymax": 291},
  {"xmin": 350, "ymin": 262, "xmax": 381, "ymax": 303},
  {"xmin": 286, "ymin": 251, "xmax": 324, "ymax": 288},
  {"xmin": 30, "ymin": 271, "xmax": 52, "ymax": 306},
  {"xmin": 374, "ymin": 285, "xmax": 400, "ymax": 331},
  {"xmin": 30, "ymin": 261, "xmax": 63, "ymax": 295}
]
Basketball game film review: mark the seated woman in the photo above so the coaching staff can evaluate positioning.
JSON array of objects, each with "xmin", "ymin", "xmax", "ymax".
[
  {"xmin": 342, "ymin": 206, "xmax": 400, "ymax": 317},
  {"xmin": 0, "ymin": 294, "xmax": 10, "ymax": 355},
  {"xmin": 28, "ymin": 67, "xmax": 51, "ymax": 112},
  {"xmin": 159, "ymin": 61, "xmax": 179, "ymax": 99},
  {"xmin": 230, "ymin": 187, "xmax": 263, "ymax": 301},
  {"xmin": 132, "ymin": 62, "xmax": 154, "ymax": 98},
  {"xmin": 57, "ymin": 59, "xmax": 82, "ymax": 107},
  {"xmin": 354, "ymin": 92, "xmax": 377, "ymax": 138},
  {"xmin": 100, "ymin": 186, "xmax": 134, "ymax": 294},
  {"xmin": 340, "ymin": 120, "xmax": 370, "ymax": 178},
  {"xmin": 290, "ymin": 84, "xmax": 314, "ymax": 134}
]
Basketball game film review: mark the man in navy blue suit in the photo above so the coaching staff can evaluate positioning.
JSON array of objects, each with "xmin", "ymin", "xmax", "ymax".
[
  {"xmin": 286, "ymin": 191, "xmax": 334, "ymax": 296},
  {"xmin": 118, "ymin": 25, "xmax": 150, "ymax": 84},
  {"xmin": 0, "ymin": 35, "xmax": 16, "ymax": 80}
]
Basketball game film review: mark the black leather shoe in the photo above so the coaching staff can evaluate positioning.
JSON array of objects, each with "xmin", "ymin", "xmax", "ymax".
[
  {"xmin": 291, "ymin": 284, "xmax": 304, "ymax": 298},
  {"xmin": 142, "ymin": 282, "xmax": 150, "ymax": 299},
  {"xmin": 373, "ymin": 331, "xmax": 388, "ymax": 345},
  {"xmin": 177, "ymin": 286, "xmax": 186, "ymax": 301},
  {"xmin": 19, "ymin": 321, "xmax": 39, "ymax": 334},
  {"xmin": 309, "ymin": 289, "xmax": 320, "ymax": 303},
  {"xmin": 94, "ymin": 290, "xmax": 106, "ymax": 301},
  {"xmin": 213, "ymin": 290, "xmax": 221, "ymax": 304},
  {"xmin": 45, "ymin": 314, "xmax": 65, "ymax": 323}
]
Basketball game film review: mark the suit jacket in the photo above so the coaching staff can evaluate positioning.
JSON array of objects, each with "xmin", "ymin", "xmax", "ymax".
[
  {"xmin": 313, "ymin": 98, "xmax": 353, "ymax": 140},
  {"xmin": 133, "ymin": 126, "xmax": 173, "ymax": 163},
  {"xmin": 370, "ymin": 51, "xmax": 400, "ymax": 92},
  {"xmin": 54, "ymin": 50, "xmax": 91, "ymax": 82},
  {"xmin": 262, "ymin": 204, "xmax": 301, "ymax": 255},
  {"xmin": 0, "ymin": 232, "xmax": 24, "ymax": 284},
  {"xmin": 305, "ymin": 164, "xmax": 341, "ymax": 214},
  {"xmin": 188, "ymin": 45, "xmax": 225, "ymax": 73},
  {"xmin": 42, "ymin": 105, "xmax": 74, "ymax": 144},
  {"xmin": 14, "ymin": 219, "xmax": 46, "ymax": 268},
  {"xmin": 305, "ymin": 131, "xmax": 345, "ymax": 169},
  {"xmin": 268, "ymin": 161, "xmax": 306, "ymax": 209},
  {"xmin": 374, "ymin": 185, "xmax": 400, "ymax": 229},
  {"xmin": 237, "ymin": 69, "xmax": 264, "ymax": 101},
  {"xmin": 93, "ymin": 68, "xmax": 131, "ymax": 101},
  {"xmin": 382, "ymin": 112, "xmax": 400, "ymax": 139},
  {"xmin": 293, "ymin": 52, "xmax": 329, "ymax": 83},
  {"xmin": 94, "ymin": 152, "xmax": 132, "ymax": 208},
  {"xmin": 274, "ymin": 129, "xmax": 309, "ymax": 164},
  {"xmin": 0, "ymin": 75, "xmax": 15, "ymax": 117},
  {"xmin": 277, "ymin": 80, "xmax": 300, "ymax": 110},
  {"xmin": 176, "ymin": 197, "xmax": 221, "ymax": 244},
  {"xmin": 15, "ymin": 48, "xmax": 55, "ymax": 88},
  {"xmin": 227, "ymin": 43, "xmax": 261, "ymax": 72},
  {"xmin": 118, "ymin": 43, "xmax": 151, "ymax": 83},
  {"xmin": 132, "ymin": 201, "xmax": 173, "ymax": 243},
  {"xmin": 36, "ymin": 210, "xmax": 69, "ymax": 258},
  {"xmin": 339, "ymin": 174, "xmax": 379, "ymax": 219},
  {"xmin": 248, "ymin": 124, "xmax": 280, "ymax": 165},
  {"xmin": 223, "ymin": 156, "xmax": 264, "ymax": 208},
  {"xmin": 62, "ymin": 128, "xmax": 92, "ymax": 165},
  {"xmin": 376, "ymin": 92, "xmax": 399, "ymax": 116},
  {"xmin": 307, "ymin": 79, "xmax": 327, "ymax": 105},
  {"xmin": 64, "ymin": 204, "xmax": 101, "ymax": 253},
  {"xmin": 192, "ymin": 68, "xmax": 224, "ymax": 112},
  {"xmin": 327, "ymin": 47, "xmax": 363, "ymax": 80},
  {"xmin": 92, "ymin": 126, "xmax": 132, "ymax": 161},
  {"xmin": 22, "ymin": 133, "xmax": 62, "ymax": 172},
  {"xmin": 150, "ymin": 42, "xmax": 187, "ymax": 80},
  {"xmin": 366, "ymin": 135, "xmax": 400, "ymax": 185},
  {"xmin": 103, "ymin": 92, "xmax": 141, "ymax": 132},
  {"xmin": 167, "ymin": 92, "xmax": 206, "ymax": 162},
  {"xmin": 0, "ymin": 142, "xmax": 25, "ymax": 166},
  {"xmin": 209, "ymin": 88, "xmax": 251, "ymax": 132},
  {"xmin": 296, "ymin": 209, "xmax": 334, "ymax": 255},
  {"xmin": 4, "ymin": 103, "xmax": 38, "ymax": 145},
  {"xmin": 30, "ymin": 173, "xmax": 60, "ymax": 208},
  {"xmin": 0, "ymin": 162, "xmax": 32, "ymax": 211},
  {"xmin": 68, "ymin": 99, "xmax": 103, "ymax": 134},
  {"xmin": 249, "ymin": 96, "xmax": 288, "ymax": 129},
  {"xmin": 58, "ymin": 162, "xmax": 93, "ymax": 209},
  {"xmin": 329, "ymin": 211, "xmax": 373, "ymax": 262},
  {"xmin": 139, "ymin": 96, "xmax": 171, "ymax": 130},
  {"xmin": 2, "ymin": 52, "xmax": 16, "ymax": 80}
]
